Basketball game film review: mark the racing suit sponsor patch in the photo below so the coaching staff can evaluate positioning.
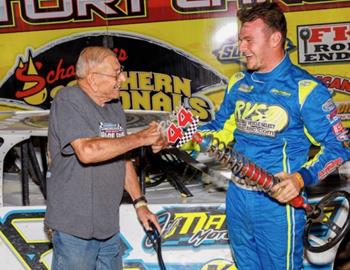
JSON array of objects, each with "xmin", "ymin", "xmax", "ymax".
[
  {"xmin": 327, "ymin": 109, "xmax": 339, "ymax": 124},
  {"xmin": 322, "ymin": 98, "xmax": 337, "ymax": 112},
  {"xmin": 337, "ymin": 131, "xmax": 349, "ymax": 142},
  {"xmin": 238, "ymin": 84, "xmax": 253, "ymax": 93},
  {"xmin": 332, "ymin": 122, "xmax": 346, "ymax": 136},
  {"xmin": 318, "ymin": 157, "xmax": 344, "ymax": 179},
  {"xmin": 270, "ymin": 88, "xmax": 291, "ymax": 97},
  {"xmin": 234, "ymin": 100, "xmax": 288, "ymax": 137}
]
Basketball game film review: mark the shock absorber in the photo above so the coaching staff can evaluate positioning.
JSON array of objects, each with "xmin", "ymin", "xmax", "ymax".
[
  {"xmin": 162, "ymin": 106, "xmax": 350, "ymax": 253},
  {"xmin": 192, "ymin": 133, "xmax": 312, "ymax": 212}
]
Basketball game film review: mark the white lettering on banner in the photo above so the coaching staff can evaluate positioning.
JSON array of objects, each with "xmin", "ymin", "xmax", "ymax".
[
  {"xmin": 131, "ymin": 0, "xmax": 142, "ymax": 12},
  {"xmin": 0, "ymin": 0, "xmax": 145, "ymax": 26},
  {"xmin": 238, "ymin": 0, "xmax": 266, "ymax": 5},
  {"xmin": 0, "ymin": 0, "xmax": 9, "ymax": 22},
  {"xmin": 25, "ymin": 0, "xmax": 73, "ymax": 19},
  {"xmin": 238, "ymin": 0, "xmax": 350, "ymax": 8},
  {"xmin": 281, "ymin": 0, "xmax": 348, "ymax": 4},
  {"xmin": 172, "ymin": 0, "xmax": 226, "ymax": 12},
  {"xmin": 298, "ymin": 23, "xmax": 350, "ymax": 64},
  {"xmin": 176, "ymin": 0, "xmax": 223, "ymax": 8},
  {"xmin": 76, "ymin": 0, "xmax": 117, "ymax": 17},
  {"xmin": 189, "ymin": 229, "xmax": 228, "ymax": 247}
]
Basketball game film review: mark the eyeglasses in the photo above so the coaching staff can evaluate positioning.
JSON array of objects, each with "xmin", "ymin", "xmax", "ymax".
[{"xmin": 93, "ymin": 65, "xmax": 125, "ymax": 80}]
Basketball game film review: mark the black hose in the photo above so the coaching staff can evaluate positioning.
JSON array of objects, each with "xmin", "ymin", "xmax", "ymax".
[
  {"xmin": 146, "ymin": 223, "xmax": 166, "ymax": 270},
  {"xmin": 155, "ymin": 235, "xmax": 166, "ymax": 270}
]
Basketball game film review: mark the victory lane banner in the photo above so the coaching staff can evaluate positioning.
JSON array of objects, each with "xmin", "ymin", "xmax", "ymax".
[
  {"xmin": 0, "ymin": 204, "xmax": 235, "ymax": 270},
  {"xmin": 0, "ymin": 1, "xmax": 349, "ymax": 127},
  {"xmin": 0, "ymin": 32, "xmax": 227, "ymax": 122},
  {"xmin": 0, "ymin": 201, "xmax": 343, "ymax": 269}
]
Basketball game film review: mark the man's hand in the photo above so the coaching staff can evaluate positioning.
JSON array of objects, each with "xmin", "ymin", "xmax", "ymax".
[
  {"xmin": 151, "ymin": 132, "xmax": 169, "ymax": 153},
  {"xmin": 271, "ymin": 172, "xmax": 304, "ymax": 203},
  {"xmin": 136, "ymin": 205, "xmax": 161, "ymax": 232},
  {"xmin": 138, "ymin": 121, "xmax": 169, "ymax": 153},
  {"xmin": 136, "ymin": 122, "xmax": 164, "ymax": 147}
]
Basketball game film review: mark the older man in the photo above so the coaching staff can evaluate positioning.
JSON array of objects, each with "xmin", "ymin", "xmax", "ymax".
[{"xmin": 45, "ymin": 46, "xmax": 167, "ymax": 270}]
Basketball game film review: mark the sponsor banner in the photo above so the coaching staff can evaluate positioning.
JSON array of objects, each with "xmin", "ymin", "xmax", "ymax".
[
  {"xmin": 279, "ymin": 0, "xmax": 350, "ymax": 12},
  {"xmin": 0, "ymin": 201, "xmax": 344, "ymax": 269},
  {"xmin": 0, "ymin": 1, "xmax": 349, "ymax": 125},
  {"xmin": 0, "ymin": 204, "xmax": 235, "ymax": 270},
  {"xmin": 316, "ymin": 74, "xmax": 350, "ymax": 95},
  {"xmin": 0, "ymin": 32, "xmax": 227, "ymax": 122},
  {"xmin": 297, "ymin": 22, "xmax": 350, "ymax": 64},
  {"xmin": 1, "ymin": 1, "xmax": 349, "ymax": 34},
  {"xmin": 336, "ymin": 101, "xmax": 350, "ymax": 121},
  {"xmin": 316, "ymin": 74, "xmax": 350, "ymax": 126},
  {"xmin": 0, "ymin": 1, "xmax": 237, "ymax": 33}
]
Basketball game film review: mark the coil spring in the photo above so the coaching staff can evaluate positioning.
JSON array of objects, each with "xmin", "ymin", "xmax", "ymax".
[{"xmin": 206, "ymin": 137, "xmax": 277, "ymax": 193}]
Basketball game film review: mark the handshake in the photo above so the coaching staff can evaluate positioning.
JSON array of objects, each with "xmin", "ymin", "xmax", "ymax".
[
  {"xmin": 136, "ymin": 107, "xmax": 199, "ymax": 153},
  {"xmin": 136, "ymin": 121, "xmax": 169, "ymax": 153}
]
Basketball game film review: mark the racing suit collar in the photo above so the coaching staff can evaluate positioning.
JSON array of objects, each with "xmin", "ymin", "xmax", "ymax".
[{"xmin": 250, "ymin": 53, "xmax": 291, "ymax": 83}]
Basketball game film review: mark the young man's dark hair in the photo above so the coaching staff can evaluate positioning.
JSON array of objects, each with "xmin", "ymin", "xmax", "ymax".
[{"xmin": 237, "ymin": 2, "xmax": 287, "ymax": 48}]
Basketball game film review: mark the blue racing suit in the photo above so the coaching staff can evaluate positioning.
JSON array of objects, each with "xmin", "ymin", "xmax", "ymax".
[{"xmin": 193, "ymin": 54, "xmax": 350, "ymax": 269}]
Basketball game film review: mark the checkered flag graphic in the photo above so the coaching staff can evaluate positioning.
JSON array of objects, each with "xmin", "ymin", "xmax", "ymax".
[{"xmin": 176, "ymin": 117, "xmax": 199, "ymax": 148}]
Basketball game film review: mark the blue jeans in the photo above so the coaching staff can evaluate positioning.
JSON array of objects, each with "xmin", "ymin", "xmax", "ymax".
[{"xmin": 51, "ymin": 231, "xmax": 122, "ymax": 270}]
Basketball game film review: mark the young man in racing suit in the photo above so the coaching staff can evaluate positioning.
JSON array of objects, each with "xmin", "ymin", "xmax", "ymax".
[{"xmin": 184, "ymin": 3, "xmax": 350, "ymax": 269}]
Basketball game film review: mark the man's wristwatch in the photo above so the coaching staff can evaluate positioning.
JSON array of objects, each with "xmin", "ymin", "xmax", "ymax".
[{"xmin": 133, "ymin": 195, "xmax": 148, "ymax": 209}]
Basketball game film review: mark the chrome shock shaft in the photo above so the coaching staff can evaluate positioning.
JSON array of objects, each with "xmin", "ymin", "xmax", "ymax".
[{"xmin": 194, "ymin": 133, "xmax": 311, "ymax": 210}]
